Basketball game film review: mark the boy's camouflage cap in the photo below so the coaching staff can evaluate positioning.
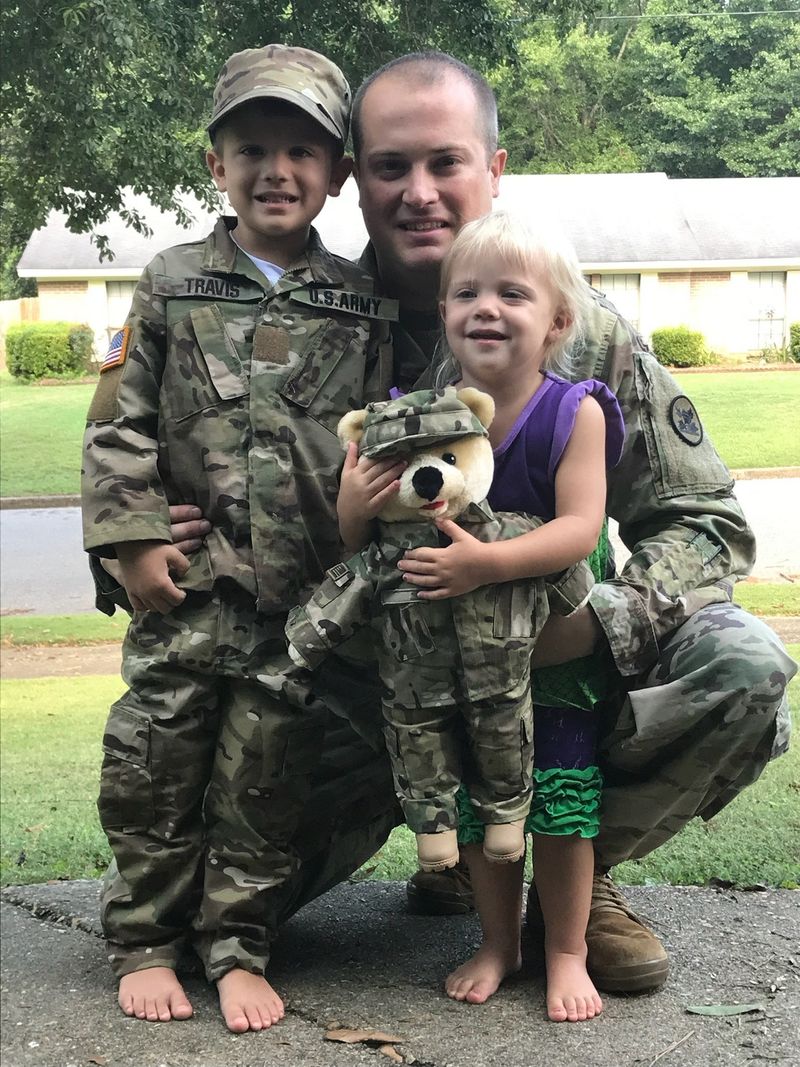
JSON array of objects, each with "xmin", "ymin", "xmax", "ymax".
[
  {"xmin": 358, "ymin": 388, "xmax": 489, "ymax": 459},
  {"xmin": 208, "ymin": 44, "xmax": 351, "ymax": 144}
]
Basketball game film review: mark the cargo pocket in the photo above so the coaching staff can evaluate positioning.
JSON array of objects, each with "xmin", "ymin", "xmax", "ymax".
[
  {"xmin": 493, "ymin": 580, "xmax": 544, "ymax": 639},
  {"xmin": 97, "ymin": 704, "xmax": 155, "ymax": 831}
]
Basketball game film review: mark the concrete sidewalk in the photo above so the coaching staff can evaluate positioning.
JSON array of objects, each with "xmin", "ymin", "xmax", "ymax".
[{"xmin": 1, "ymin": 881, "xmax": 798, "ymax": 1067}]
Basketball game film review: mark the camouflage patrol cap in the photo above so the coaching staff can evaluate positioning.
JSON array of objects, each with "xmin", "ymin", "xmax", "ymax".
[
  {"xmin": 358, "ymin": 388, "xmax": 489, "ymax": 459},
  {"xmin": 208, "ymin": 44, "xmax": 351, "ymax": 145}
]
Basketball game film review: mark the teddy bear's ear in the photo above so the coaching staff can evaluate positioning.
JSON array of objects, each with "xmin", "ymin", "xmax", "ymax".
[
  {"xmin": 337, "ymin": 409, "xmax": 368, "ymax": 448},
  {"xmin": 457, "ymin": 387, "xmax": 495, "ymax": 430}
]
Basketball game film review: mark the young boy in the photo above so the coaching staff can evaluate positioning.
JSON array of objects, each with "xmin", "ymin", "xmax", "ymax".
[{"xmin": 82, "ymin": 44, "xmax": 395, "ymax": 1033}]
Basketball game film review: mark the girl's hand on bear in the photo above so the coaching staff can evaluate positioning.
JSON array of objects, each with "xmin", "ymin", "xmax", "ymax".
[
  {"xmin": 398, "ymin": 520, "xmax": 494, "ymax": 598},
  {"xmin": 338, "ymin": 442, "xmax": 405, "ymax": 552}
]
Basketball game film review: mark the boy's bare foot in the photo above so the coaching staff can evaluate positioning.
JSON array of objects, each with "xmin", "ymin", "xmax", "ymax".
[
  {"xmin": 545, "ymin": 950, "xmax": 603, "ymax": 1022},
  {"xmin": 118, "ymin": 967, "xmax": 193, "ymax": 1022},
  {"xmin": 216, "ymin": 968, "xmax": 285, "ymax": 1032},
  {"xmin": 445, "ymin": 943, "xmax": 521, "ymax": 1004}
]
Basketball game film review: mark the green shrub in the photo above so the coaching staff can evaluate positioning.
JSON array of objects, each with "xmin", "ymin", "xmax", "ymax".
[
  {"xmin": 790, "ymin": 322, "xmax": 800, "ymax": 363},
  {"xmin": 6, "ymin": 322, "xmax": 94, "ymax": 380},
  {"xmin": 650, "ymin": 325, "xmax": 711, "ymax": 368}
]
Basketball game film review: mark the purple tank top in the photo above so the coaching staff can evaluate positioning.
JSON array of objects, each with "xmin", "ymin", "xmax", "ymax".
[{"xmin": 488, "ymin": 371, "xmax": 625, "ymax": 519}]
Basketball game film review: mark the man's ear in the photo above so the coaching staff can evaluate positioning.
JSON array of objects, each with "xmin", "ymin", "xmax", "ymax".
[
  {"xmin": 328, "ymin": 155, "xmax": 353, "ymax": 198},
  {"xmin": 206, "ymin": 148, "xmax": 227, "ymax": 192},
  {"xmin": 457, "ymin": 387, "xmax": 495, "ymax": 430},
  {"xmin": 337, "ymin": 408, "xmax": 367, "ymax": 448},
  {"xmin": 489, "ymin": 148, "xmax": 507, "ymax": 198}
]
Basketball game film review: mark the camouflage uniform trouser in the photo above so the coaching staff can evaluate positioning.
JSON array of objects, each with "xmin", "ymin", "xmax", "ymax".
[
  {"xmin": 381, "ymin": 672, "xmax": 534, "ymax": 835},
  {"xmin": 98, "ymin": 587, "xmax": 357, "ymax": 982},
  {"xmin": 268, "ymin": 603, "xmax": 794, "ymax": 920}
]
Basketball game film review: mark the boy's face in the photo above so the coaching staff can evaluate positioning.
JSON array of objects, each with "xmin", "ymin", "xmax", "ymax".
[{"xmin": 207, "ymin": 101, "xmax": 352, "ymax": 266}]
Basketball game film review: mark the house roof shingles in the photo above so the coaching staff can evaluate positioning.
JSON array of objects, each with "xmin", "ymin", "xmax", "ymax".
[{"xmin": 17, "ymin": 173, "xmax": 800, "ymax": 276}]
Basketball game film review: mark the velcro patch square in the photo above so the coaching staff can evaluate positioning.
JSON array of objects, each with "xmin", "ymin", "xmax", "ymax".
[{"xmin": 100, "ymin": 327, "xmax": 131, "ymax": 373}]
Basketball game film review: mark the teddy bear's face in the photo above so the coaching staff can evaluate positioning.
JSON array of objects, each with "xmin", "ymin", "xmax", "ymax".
[{"xmin": 377, "ymin": 434, "xmax": 494, "ymax": 523}]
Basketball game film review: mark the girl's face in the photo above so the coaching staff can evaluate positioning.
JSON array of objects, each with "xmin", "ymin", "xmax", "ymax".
[{"xmin": 440, "ymin": 250, "xmax": 569, "ymax": 393}]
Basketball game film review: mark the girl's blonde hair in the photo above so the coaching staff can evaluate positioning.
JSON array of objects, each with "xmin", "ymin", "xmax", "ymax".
[{"xmin": 438, "ymin": 209, "xmax": 592, "ymax": 377}]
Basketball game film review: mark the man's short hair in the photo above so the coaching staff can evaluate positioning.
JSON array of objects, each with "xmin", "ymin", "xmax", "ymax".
[{"xmin": 351, "ymin": 52, "xmax": 498, "ymax": 161}]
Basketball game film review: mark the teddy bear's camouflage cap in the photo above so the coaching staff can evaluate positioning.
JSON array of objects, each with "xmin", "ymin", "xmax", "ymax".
[
  {"xmin": 358, "ymin": 388, "xmax": 489, "ymax": 459},
  {"xmin": 208, "ymin": 44, "xmax": 351, "ymax": 145}
]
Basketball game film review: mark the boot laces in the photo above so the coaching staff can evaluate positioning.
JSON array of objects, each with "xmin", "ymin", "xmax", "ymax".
[{"xmin": 591, "ymin": 874, "xmax": 642, "ymax": 922}]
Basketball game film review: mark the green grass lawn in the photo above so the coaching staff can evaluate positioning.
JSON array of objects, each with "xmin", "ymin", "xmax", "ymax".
[
  {"xmin": 672, "ymin": 370, "xmax": 800, "ymax": 469},
  {"xmin": 2, "ymin": 581, "xmax": 795, "ymax": 653},
  {"xmin": 0, "ymin": 373, "xmax": 96, "ymax": 496},
  {"xmin": 0, "ymin": 369, "xmax": 798, "ymax": 498},
  {"xmin": 2, "ymin": 649, "xmax": 798, "ymax": 888}
]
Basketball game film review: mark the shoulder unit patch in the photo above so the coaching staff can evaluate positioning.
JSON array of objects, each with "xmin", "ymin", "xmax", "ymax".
[{"xmin": 669, "ymin": 395, "xmax": 703, "ymax": 446}]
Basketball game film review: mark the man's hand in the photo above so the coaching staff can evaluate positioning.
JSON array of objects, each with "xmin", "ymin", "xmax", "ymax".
[
  {"xmin": 168, "ymin": 504, "xmax": 211, "ymax": 554},
  {"xmin": 397, "ymin": 519, "xmax": 493, "ymax": 598},
  {"xmin": 531, "ymin": 606, "xmax": 604, "ymax": 667},
  {"xmin": 116, "ymin": 541, "xmax": 190, "ymax": 614},
  {"xmin": 338, "ymin": 442, "xmax": 405, "ymax": 552}
]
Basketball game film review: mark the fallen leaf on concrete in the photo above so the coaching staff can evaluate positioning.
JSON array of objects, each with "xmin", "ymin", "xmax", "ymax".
[
  {"xmin": 686, "ymin": 1003, "xmax": 764, "ymax": 1016},
  {"xmin": 24, "ymin": 824, "xmax": 45, "ymax": 833},
  {"xmin": 378, "ymin": 1044, "xmax": 404, "ymax": 1063},
  {"xmin": 87, "ymin": 1058, "xmax": 108, "ymax": 1066},
  {"xmin": 325, "ymin": 1028, "xmax": 406, "ymax": 1046}
]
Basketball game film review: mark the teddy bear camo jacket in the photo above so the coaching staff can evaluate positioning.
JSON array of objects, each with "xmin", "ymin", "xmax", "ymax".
[
  {"xmin": 81, "ymin": 219, "xmax": 395, "ymax": 614},
  {"xmin": 286, "ymin": 502, "xmax": 594, "ymax": 705}
]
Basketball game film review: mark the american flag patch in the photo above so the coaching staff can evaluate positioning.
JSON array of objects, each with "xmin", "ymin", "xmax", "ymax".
[{"xmin": 100, "ymin": 327, "xmax": 130, "ymax": 373}]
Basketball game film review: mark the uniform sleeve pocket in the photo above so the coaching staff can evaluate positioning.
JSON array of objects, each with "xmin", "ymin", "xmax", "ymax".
[
  {"xmin": 97, "ymin": 704, "xmax": 155, "ymax": 831},
  {"xmin": 633, "ymin": 354, "xmax": 732, "ymax": 498},
  {"xmin": 493, "ymin": 580, "xmax": 546, "ymax": 639}
]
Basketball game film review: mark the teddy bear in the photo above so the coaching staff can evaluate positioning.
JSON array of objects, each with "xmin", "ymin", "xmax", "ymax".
[{"xmin": 286, "ymin": 387, "xmax": 593, "ymax": 872}]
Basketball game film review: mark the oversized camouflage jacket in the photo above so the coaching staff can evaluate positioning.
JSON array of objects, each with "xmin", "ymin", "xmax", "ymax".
[
  {"xmin": 286, "ymin": 502, "xmax": 595, "ymax": 704},
  {"xmin": 83, "ymin": 220, "xmax": 397, "ymax": 615},
  {"xmin": 359, "ymin": 245, "xmax": 757, "ymax": 679}
]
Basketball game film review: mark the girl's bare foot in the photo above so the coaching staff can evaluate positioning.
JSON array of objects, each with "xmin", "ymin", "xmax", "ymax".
[
  {"xmin": 216, "ymin": 968, "xmax": 285, "ymax": 1032},
  {"xmin": 118, "ymin": 967, "xmax": 193, "ymax": 1022},
  {"xmin": 445, "ymin": 943, "xmax": 521, "ymax": 1004},
  {"xmin": 545, "ymin": 950, "xmax": 603, "ymax": 1022}
]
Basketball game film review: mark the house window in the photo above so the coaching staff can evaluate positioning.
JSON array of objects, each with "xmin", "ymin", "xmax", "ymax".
[
  {"xmin": 599, "ymin": 274, "xmax": 640, "ymax": 327},
  {"xmin": 747, "ymin": 272, "xmax": 786, "ymax": 350},
  {"xmin": 106, "ymin": 281, "xmax": 138, "ymax": 338}
]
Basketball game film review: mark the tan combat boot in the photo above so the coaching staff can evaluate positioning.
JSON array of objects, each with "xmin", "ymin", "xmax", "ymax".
[
  {"xmin": 406, "ymin": 859, "xmax": 475, "ymax": 915},
  {"xmin": 416, "ymin": 830, "xmax": 459, "ymax": 872},
  {"xmin": 483, "ymin": 820, "xmax": 526, "ymax": 864},
  {"xmin": 524, "ymin": 873, "xmax": 669, "ymax": 992}
]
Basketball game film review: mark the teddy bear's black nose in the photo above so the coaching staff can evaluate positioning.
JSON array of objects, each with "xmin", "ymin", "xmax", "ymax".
[{"xmin": 412, "ymin": 466, "xmax": 444, "ymax": 501}]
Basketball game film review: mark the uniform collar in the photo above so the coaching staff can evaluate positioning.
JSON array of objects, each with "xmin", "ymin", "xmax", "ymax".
[{"xmin": 202, "ymin": 217, "xmax": 347, "ymax": 287}]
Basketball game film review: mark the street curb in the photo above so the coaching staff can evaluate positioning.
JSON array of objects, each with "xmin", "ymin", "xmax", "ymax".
[
  {"xmin": 0, "ymin": 494, "xmax": 80, "ymax": 509},
  {"xmin": 3, "ymin": 468, "xmax": 798, "ymax": 511}
]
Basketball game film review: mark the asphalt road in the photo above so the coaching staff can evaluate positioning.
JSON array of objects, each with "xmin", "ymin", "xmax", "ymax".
[{"xmin": 1, "ymin": 479, "xmax": 798, "ymax": 616}]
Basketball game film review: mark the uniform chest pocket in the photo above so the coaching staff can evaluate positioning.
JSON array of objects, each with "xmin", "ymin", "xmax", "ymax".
[
  {"xmin": 280, "ymin": 317, "xmax": 369, "ymax": 434},
  {"xmin": 633, "ymin": 354, "xmax": 732, "ymax": 499},
  {"xmin": 164, "ymin": 303, "xmax": 249, "ymax": 421}
]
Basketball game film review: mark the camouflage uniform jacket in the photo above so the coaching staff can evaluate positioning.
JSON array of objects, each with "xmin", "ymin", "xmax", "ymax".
[
  {"xmin": 286, "ymin": 501, "xmax": 586, "ymax": 705},
  {"xmin": 359, "ymin": 240, "xmax": 756, "ymax": 681},
  {"xmin": 83, "ymin": 219, "xmax": 396, "ymax": 614}
]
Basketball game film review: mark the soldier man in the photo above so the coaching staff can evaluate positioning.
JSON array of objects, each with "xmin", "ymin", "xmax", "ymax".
[{"xmin": 97, "ymin": 50, "xmax": 795, "ymax": 1007}]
